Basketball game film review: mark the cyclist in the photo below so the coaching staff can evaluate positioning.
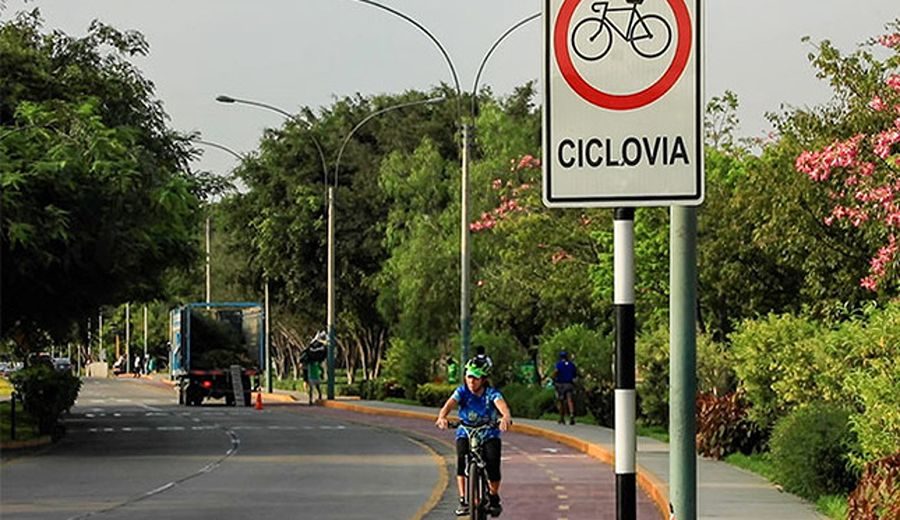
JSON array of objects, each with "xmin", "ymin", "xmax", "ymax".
[{"xmin": 436, "ymin": 359, "xmax": 512, "ymax": 517}]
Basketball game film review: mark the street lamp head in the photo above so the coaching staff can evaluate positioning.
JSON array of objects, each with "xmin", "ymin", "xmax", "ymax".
[{"xmin": 215, "ymin": 95, "xmax": 236, "ymax": 104}]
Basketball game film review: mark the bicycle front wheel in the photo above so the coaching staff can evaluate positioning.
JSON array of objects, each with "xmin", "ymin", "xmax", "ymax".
[
  {"xmin": 630, "ymin": 14, "xmax": 672, "ymax": 59},
  {"xmin": 468, "ymin": 460, "xmax": 482, "ymax": 520},
  {"xmin": 572, "ymin": 17, "xmax": 613, "ymax": 62}
]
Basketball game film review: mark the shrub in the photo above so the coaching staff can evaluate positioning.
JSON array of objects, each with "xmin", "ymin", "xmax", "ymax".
[
  {"xmin": 584, "ymin": 380, "xmax": 614, "ymax": 427},
  {"xmin": 416, "ymin": 383, "xmax": 457, "ymax": 407},
  {"xmin": 847, "ymin": 452, "xmax": 900, "ymax": 520},
  {"xmin": 695, "ymin": 392, "xmax": 763, "ymax": 459},
  {"xmin": 769, "ymin": 403, "xmax": 859, "ymax": 501},
  {"xmin": 342, "ymin": 377, "xmax": 404, "ymax": 400},
  {"xmin": 538, "ymin": 324, "xmax": 612, "ymax": 424},
  {"xmin": 383, "ymin": 337, "xmax": 436, "ymax": 398},
  {"xmin": 730, "ymin": 313, "xmax": 820, "ymax": 431},
  {"xmin": 637, "ymin": 326, "xmax": 735, "ymax": 427},
  {"xmin": 500, "ymin": 383, "xmax": 556, "ymax": 419},
  {"xmin": 841, "ymin": 305, "xmax": 900, "ymax": 468},
  {"xmin": 10, "ymin": 364, "xmax": 81, "ymax": 435}
]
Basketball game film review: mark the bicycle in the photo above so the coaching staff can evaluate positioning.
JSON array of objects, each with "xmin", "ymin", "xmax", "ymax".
[
  {"xmin": 448, "ymin": 420, "xmax": 500, "ymax": 520},
  {"xmin": 571, "ymin": 0, "xmax": 672, "ymax": 62}
]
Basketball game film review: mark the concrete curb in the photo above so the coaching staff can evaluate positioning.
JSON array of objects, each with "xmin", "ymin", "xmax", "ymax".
[
  {"xmin": 1, "ymin": 435, "xmax": 52, "ymax": 451},
  {"xmin": 323, "ymin": 400, "xmax": 669, "ymax": 519}
]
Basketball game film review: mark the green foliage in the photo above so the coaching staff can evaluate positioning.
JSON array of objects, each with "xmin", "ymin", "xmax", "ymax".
[
  {"xmin": 730, "ymin": 313, "xmax": 821, "ymax": 430},
  {"xmin": 382, "ymin": 337, "xmax": 437, "ymax": 398},
  {"xmin": 1, "ymin": 12, "xmax": 211, "ymax": 352},
  {"xmin": 9, "ymin": 364, "xmax": 81, "ymax": 435},
  {"xmin": 840, "ymin": 306, "xmax": 900, "ymax": 467},
  {"xmin": 499, "ymin": 382, "xmax": 556, "ymax": 419},
  {"xmin": 847, "ymin": 452, "xmax": 900, "ymax": 520},
  {"xmin": 770, "ymin": 403, "xmax": 859, "ymax": 501},
  {"xmin": 0, "ymin": 399, "xmax": 39, "ymax": 442},
  {"xmin": 340, "ymin": 377, "xmax": 404, "ymax": 401},
  {"xmin": 471, "ymin": 329, "xmax": 527, "ymax": 388},
  {"xmin": 815, "ymin": 495, "xmax": 849, "ymax": 520},
  {"xmin": 696, "ymin": 392, "xmax": 764, "ymax": 459},
  {"xmin": 415, "ymin": 383, "xmax": 457, "ymax": 408},
  {"xmin": 636, "ymin": 325, "xmax": 735, "ymax": 427},
  {"xmin": 537, "ymin": 324, "xmax": 613, "ymax": 425},
  {"xmin": 724, "ymin": 452, "xmax": 777, "ymax": 482}
]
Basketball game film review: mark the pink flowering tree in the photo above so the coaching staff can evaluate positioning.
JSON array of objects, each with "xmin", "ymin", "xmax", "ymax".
[{"xmin": 794, "ymin": 22, "xmax": 900, "ymax": 291}]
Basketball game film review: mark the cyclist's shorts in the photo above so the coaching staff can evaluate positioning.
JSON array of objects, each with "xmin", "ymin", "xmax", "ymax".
[
  {"xmin": 456, "ymin": 437, "xmax": 501, "ymax": 482},
  {"xmin": 554, "ymin": 382, "xmax": 575, "ymax": 399}
]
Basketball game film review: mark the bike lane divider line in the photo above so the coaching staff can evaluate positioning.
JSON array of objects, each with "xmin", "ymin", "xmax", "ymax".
[
  {"xmin": 403, "ymin": 436, "xmax": 451, "ymax": 520},
  {"xmin": 295, "ymin": 406, "xmax": 458, "ymax": 520},
  {"xmin": 322, "ymin": 400, "xmax": 670, "ymax": 519}
]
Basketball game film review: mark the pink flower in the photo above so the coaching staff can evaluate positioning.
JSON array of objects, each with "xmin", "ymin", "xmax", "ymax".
[
  {"xmin": 795, "ymin": 134, "xmax": 865, "ymax": 181},
  {"xmin": 476, "ymin": 280, "xmax": 485, "ymax": 288},
  {"xmin": 492, "ymin": 179, "xmax": 503, "ymax": 190},
  {"xmin": 888, "ymin": 74, "xmax": 900, "ymax": 94},
  {"xmin": 869, "ymin": 96, "xmax": 886, "ymax": 111},
  {"xmin": 873, "ymin": 128, "xmax": 900, "ymax": 159},
  {"xmin": 878, "ymin": 33, "xmax": 900, "ymax": 48}
]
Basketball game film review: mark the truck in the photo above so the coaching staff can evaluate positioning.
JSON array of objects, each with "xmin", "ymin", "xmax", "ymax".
[{"xmin": 170, "ymin": 302, "xmax": 265, "ymax": 407}]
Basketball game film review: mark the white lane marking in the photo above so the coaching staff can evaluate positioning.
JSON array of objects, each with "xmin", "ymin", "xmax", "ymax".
[
  {"xmin": 156, "ymin": 426, "xmax": 185, "ymax": 431},
  {"xmin": 542, "ymin": 448, "xmax": 560, "ymax": 453},
  {"xmin": 122, "ymin": 427, "xmax": 133, "ymax": 432},
  {"xmin": 147, "ymin": 482, "xmax": 175, "ymax": 495},
  {"xmin": 85, "ymin": 413, "xmax": 96, "ymax": 418},
  {"xmin": 267, "ymin": 426, "xmax": 298, "ymax": 430}
]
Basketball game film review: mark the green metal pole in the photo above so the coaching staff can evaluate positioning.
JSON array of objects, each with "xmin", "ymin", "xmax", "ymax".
[{"xmin": 670, "ymin": 205, "xmax": 697, "ymax": 520}]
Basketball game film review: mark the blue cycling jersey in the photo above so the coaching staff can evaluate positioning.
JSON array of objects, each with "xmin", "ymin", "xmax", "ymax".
[
  {"xmin": 451, "ymin": 385, "xmax": 505, "ymax": 440},
  {"xmin": 555, "ymin": 360, "xmax": 577, "ymax": 383}
]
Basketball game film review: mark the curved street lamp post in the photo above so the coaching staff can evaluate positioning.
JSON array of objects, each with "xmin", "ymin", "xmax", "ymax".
[
  {"xmin": 351, "ymin": 0, "xmax": 539, "ymax": 379},
  {"xmin": 192, "ymin": 138, "xmax": 274, "ymax": 395},
  {"xmin": 215, "ymin": 95, "xmax": 443, "ymax": 399}
]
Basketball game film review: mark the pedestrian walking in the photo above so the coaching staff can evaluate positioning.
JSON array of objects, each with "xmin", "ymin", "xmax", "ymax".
[
  {"xmin": 307, "ymin": 361, "xmax": 323, "ymax": 404},
  {"xmin": 133, "ymin": 354, "xmax": 143, "ymax": 378},
  {"xmin": 551, "ymin": 351, "xmax": 578, "ymax": 425}
]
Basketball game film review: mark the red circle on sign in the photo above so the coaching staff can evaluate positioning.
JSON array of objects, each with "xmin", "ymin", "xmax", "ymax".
[{"xmin": 554, "ymin": 0, "xmax": 692, "ymax": 110}]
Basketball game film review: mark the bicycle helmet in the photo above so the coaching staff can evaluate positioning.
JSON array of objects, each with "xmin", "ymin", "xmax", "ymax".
[{"xmin": 465, "ymin": 359, "xmax": 488, "ymax": 379}]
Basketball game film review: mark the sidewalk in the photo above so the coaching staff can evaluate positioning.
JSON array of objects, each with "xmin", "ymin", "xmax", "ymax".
[{"xmin": 319, "ymin": 399, "xmax": 824, "ymax": 520}]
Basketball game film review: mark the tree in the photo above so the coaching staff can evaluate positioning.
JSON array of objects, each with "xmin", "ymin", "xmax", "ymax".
[
  {"xmin": 793, "ymin": 22, "xmax": 900, "ymax": 292},
  {"xmin": 0, "ymin": 12, "xmax": 213, "ymax": 354}
]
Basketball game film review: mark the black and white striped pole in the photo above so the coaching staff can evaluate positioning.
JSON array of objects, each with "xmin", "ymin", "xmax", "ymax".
[{"xmin": 614, "ymin": 207, "xmax": 637, "ymax": 520}]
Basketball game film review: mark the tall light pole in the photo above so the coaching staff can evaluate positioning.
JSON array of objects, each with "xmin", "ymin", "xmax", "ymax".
[
  {"xmin": 329, "ymin": 96, "xmax": 445, "ymax": 399},
  {"xmin": 211, "ymin": 100, "xmax": 329, "ymax": 395},
  {"xmin": 350, "ymin": 0, "xmax": 539, "ymax": 378},
  {"xmin": 192, "ymin": 137, "xmax": 275, "ymax": 393}
]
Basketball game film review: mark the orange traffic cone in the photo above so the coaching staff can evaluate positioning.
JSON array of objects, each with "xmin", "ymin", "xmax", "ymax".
[{"xmin": 255, "ymin": 392, "xmax": 264, "ymax": 410}]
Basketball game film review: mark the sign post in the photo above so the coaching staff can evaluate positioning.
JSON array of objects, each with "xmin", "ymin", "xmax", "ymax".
[{"xmin": 543, "ymin": 1, "xmax": 703, "ymax": 519}]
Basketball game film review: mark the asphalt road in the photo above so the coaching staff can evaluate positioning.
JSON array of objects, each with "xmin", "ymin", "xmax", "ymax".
[
  {"xmin": 1, "ymin": 378, "xmax": 660, "ymax": 519},
  {"xmin": 1, "ymin": 378, "xmax": 441, "ymax": 520}
]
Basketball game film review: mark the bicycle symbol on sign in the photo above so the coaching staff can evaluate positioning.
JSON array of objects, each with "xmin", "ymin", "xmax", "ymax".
[{"xmin": 571, "ymin": 0, "xmax": 673, "ymax": 62}]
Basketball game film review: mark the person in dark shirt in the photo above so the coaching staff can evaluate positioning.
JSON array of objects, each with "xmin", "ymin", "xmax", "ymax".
[{"xmin": 551, "ymin": 351, "xmax": 578, "ymax": 425}]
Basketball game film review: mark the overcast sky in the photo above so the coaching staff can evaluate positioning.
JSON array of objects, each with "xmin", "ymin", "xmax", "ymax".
[{"xmin": 3, "ymin": 1, "xmax": 898, "ymax": 176}]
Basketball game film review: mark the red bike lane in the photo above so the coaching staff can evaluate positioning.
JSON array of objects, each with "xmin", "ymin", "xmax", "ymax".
[{"xmin": 302, "ymin": 406, "xmax": 661, "ymax": 519}]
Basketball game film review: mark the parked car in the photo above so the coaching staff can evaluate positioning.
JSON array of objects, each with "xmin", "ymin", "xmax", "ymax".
[{"xmin": 53, "ymin": 357, "xmax": 73, "ymax": 373}]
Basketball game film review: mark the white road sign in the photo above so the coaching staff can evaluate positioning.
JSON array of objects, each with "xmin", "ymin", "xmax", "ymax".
[{"xmin": 542, "ymin": 0, "xmax": 703, "ymax": 207}]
